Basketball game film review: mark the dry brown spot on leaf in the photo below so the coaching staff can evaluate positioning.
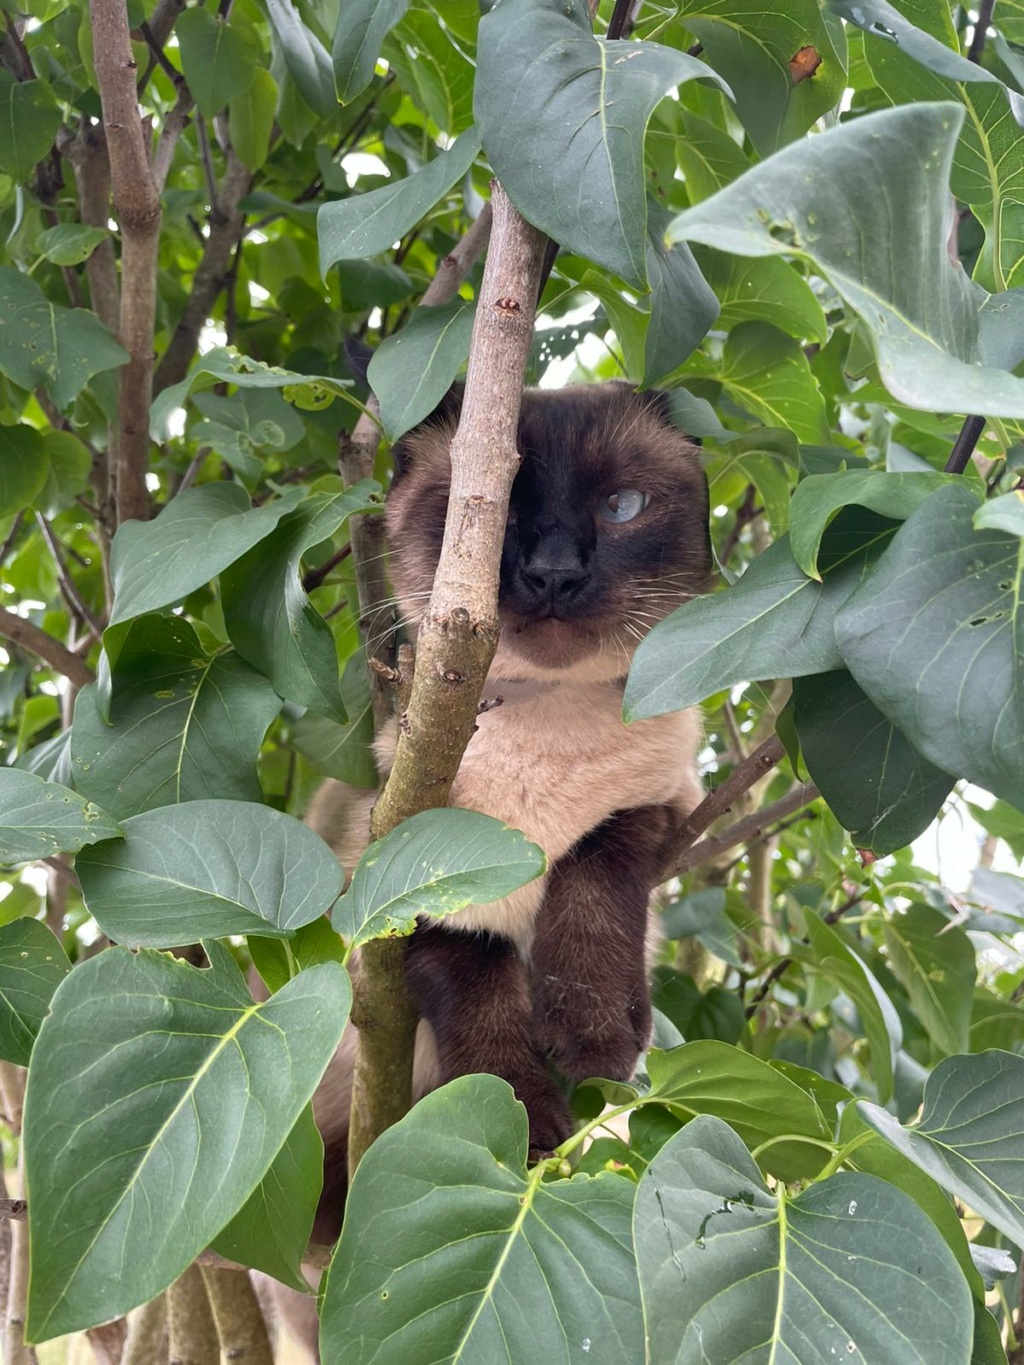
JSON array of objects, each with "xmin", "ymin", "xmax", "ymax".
[{"xmin": 789, "ymin": 45, "xmax": 822, "ymax": 83}]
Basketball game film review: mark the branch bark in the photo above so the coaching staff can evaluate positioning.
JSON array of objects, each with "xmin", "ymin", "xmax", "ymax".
[
  {"xmin": 123, "ymin": 1296, "xmax": 168, "ymax": 1365},
  {"xmin": 0, "ymin": 1067, "xmax": 34, "ymax": 1365},
  {"xmin": 0, "ymin": 606, "xmax": 96, "ymax": 686},
  {"xmin": 671, "ymin": 782, "xmax": 820, "ymax": 874},
  {"xmin": 200, "ymin": 1267, "xmax": 273, "ymax": 1365},
  {"xmin": 90, "ymin": 0, "xmax": 162, "ymax": 526},
  {"xmin": 153, "ymin": 148, "xmax": 253, "ymax": 393},
  {"xmin": 345, "ymin": 187, "xmax": 546, "ymax": 1174},
  {"xmin": 166, "ymin": 1264, "xmax": 218, "ymax": 1365}
]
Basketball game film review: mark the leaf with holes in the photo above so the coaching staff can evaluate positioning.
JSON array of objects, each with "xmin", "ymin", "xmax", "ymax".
[
  {"xmin": 23, "ymin": 945, "xmax": 350, "ymax": 1340},
  {"xmin": 76, "ymin": 800, "xmax": 343, "ymax": 947},
  {"xmin": 634, "ymin": 1115, "xmax": 972, "ymax": 1365},
  {"xmin": 0, "ymin": 770, "xmax": 122, "ymax": 864}
]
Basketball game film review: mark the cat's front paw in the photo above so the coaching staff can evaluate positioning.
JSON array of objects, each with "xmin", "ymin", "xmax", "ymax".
[
  {"xmin": 507, "ymin": 1062, "xmax": 574, "ymax": 1157},
  {"xmin": 534, "ymin": 979, "xmax": 651, "ymax": 1084}
]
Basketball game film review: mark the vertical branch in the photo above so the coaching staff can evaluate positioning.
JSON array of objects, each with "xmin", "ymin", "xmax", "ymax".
[
  {"xmin": 166, "ymin": 1265, "xmax": 218, "ymax": 1365},
  {"xmin": 0, "ymin": 1066, "xmax": 35, "ymax": 1365},
  {"xmin": 123, "ymin": 1296, "xmax": 168, "ymax": 1365},
  {"xmin": 200, "ymin": 1267, "xmax": 274, "ymax": 1365},
  {"xmin": 89, "ymin": 0, "xmax": 161, "ymax": 526},
  {"xmin": 346, "ymin": 187, "xmax": 547, "ymax": 1174}
]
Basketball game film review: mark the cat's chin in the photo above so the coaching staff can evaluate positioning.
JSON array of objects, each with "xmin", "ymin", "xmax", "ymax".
[{"xmin": 491, "ymin": 617, "xmax": 630, "ymax": 684}]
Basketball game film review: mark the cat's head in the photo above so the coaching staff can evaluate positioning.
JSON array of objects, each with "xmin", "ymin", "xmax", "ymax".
[{"xmin": 385, "ymin": 382, "xmax": 712, "ymax": 682}]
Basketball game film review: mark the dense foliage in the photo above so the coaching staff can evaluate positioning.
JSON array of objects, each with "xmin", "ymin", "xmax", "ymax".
[{"xmin": 1, "ymin": 0, "xmax": 1024, "ymax": 1359}]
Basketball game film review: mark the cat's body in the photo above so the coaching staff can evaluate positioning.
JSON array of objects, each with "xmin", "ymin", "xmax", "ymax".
[{"xmin": 271, "ymin": 381, "xmax": 710, "ymax": 1359}]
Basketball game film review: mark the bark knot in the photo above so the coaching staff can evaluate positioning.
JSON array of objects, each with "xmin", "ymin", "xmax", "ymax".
[{"xmin": 493, "ymin": 295, "xmax": 520, "ymax": 315}]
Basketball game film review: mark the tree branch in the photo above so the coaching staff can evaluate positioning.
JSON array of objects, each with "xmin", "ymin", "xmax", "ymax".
[
  {"xmin": 945, "ymin": 414, "xmax": 986, "ymax": 474},
  {"xmin": 153, "ymin": 147, "xmax": 253, "ymax": 393},
  {"xmin": 90, "ymin": 0, "xmax": 162, "ymax": 526},
  {"xmin": 744, "ymin": 888, "xmax": 861, "ymax": 1017},
  {"xmin": 123, "ymin": 1296, "xmax": 168, "ymax": 1365},
  {"xmin": 34, "ymin": 513, "xmax": 105, "ymax": 636},
  {"xmin": 167, "ymin": 1265, "xmax": 218, "ymax": 1365},
  {"xmin": 420, "ymin": 203, "xmax": 492, "ymax": 308},
  {"xmin": 0, "ymin": 1067, "xmax": 34, "ymax": 1365},
  {"xmin": 968, "ymin": 0, "xmax": 996, "ymax": 63},
  {"xmin": 0, "ymin": 606, "xmax": 96, "ymax": 686},
  {"xmin": 672, "ymin": 781, "xmax": 820, "ymax": 875},
  {"xmin": 200, "ymin": 1267, "xmax": 273, "ymax": 1365}
]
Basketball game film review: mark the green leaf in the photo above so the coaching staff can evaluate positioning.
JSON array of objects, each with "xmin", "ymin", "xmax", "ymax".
[
  {"xmin": 666, "ymin": 102, "xmax": 1024, "ymax": 418},
  {"xmin": 0, "ymin": 918, "xmax": 71, "ymax": 1066},
  {"xmin": 36, "ymin": 429, "xmax": 91, "ymax": 517},
  {"xmin": 0, "ymin": 73, "xmax": 61, "ymax": 182},
  {"xmin": 835, "ymin": 483, "xmax": 1024, "ymax": 809},
  {"xmin": 0, "ymin": 425, "xmax": 48, "ymax": 519},
  {"xmin": 974, "ymin": 488, "xmax": 1024, "ymax": 537},
  {"xmin": 677, "ymin": 0, "xmax": 847, "ymax": 156},
  {"xmin": 643, "ymin": 1042, "xmax": 838, "ymax": 1181},
  {"xmin": 634, "ymin": 1115, "xmax": 973, "ymax": 1365},
  {"xmin": 625, "ymin": 509, "xmax": 896, "ymax": 720},
  {"xmin": 176, "ymin": 8, "xmax": 259, "ymax": 118},
  {"xmin": 291, "ymin": 651, "xmax": 376, "ymax": 787},
  {"xmin": 644, "ymin": 203, "xmax": 719, "ymax": 384},
  {"xmin": 792, "ymin": 914, "xmax": 902, "ymax": 1103},
  {"xmin": 220, "ymin": 481, "xmax": 383, "ymax": 720},
  {"xmin": 883, "ymin": 904, "xmax": 976, "ymax": 1057},
  {"xmin": 793, "ymin": 669, "xmax": 954, "ymax": 854},
  {"xmin": 211, "ymin": 1103, "xmax": 322, "ymax": 1292},
  {"xmin": 0, "ymin": 770, "xmax": 122, "ymax": 864},
  {"xmin": 107, "ymin": 483, "xmax": 302, "ymax": 627},
  {"xmin": 789, "ymin": 470, "xmax": 954, "ymax": 579},
  {"xmin": 76, "ymin": 799, "xmax": 344, "ymax": 946},
  {"xmin": 0, "ymin": 266, "xmax": 127, "ymax": 410},
  {"xmin": 319, "ymin": 1075, "xmax": 643, "ymax": 1364},
  {"xmin": 696, "ymin": 248, "xmax": 829, "ymax": 345},
  {"xmin": 476, "ymin": 0, "xmax": 727, "ymax": 290},
  {"xmin": 332, "ymin": 0, "xmax": 409, "ymax": 103},
  {"xmin": 857, "ymin": 1051, "xmax": 1024, "ymax": 1248},
  {"xmin": 716, "ymin": 321, "xmax": 828, "ymax": 443},
  {"xmin": 368, "ymin": 298, "xmax": 474, "ymax": 441},
  {"xmin": 70, "ymin": 616, "xmax": 282, "ymax": 819},
  {"xmin": 36, "ymin": 224, "xmax": 109, "ymax": 266},
  {"xmin": 830, "ymin": 0, "xmax": 1003, "ymax": 85},
  {"xmin": 264, "ymin": 0, "xmax": 335, "ymax": 115},
  {"xmin": 150, "ymin": 346, "xmax": 353, "ymax": 440},
  {"xmin": 24, "ymin": 947, "xmax": 350, "ymax": 1340},
  {"xmin": 228, "ymin": 67, "xmax": 278, "ymax": 172},
  {"xmin": 317, "ymin": 127, "xmax": 481, "ymax": 272},
  {"xmin": 335, "ymin": 807, "xmax": 546, "ymax": 951}
]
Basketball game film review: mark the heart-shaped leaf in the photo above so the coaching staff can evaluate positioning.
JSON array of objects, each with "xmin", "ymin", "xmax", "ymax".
[{"xmin": 176, "ymin": 8, "xmax": 259, "ymax": 118}]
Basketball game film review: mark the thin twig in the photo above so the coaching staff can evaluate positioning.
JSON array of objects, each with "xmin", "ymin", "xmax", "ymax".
[
  {"xmin": 34, "ymin": 513, "xmax": 105, "ymax": 636},
  {"xmin": 0, "ymin": 606, "xmax": 96, "ymax": 687},
  {"xmin": 0, "ymin": 513, "xmax": 23, "ymax": 566},
  {"xmin": 303, "ymin": 542, "xmax": 353, "ymax": 592},
  {"xmin": 744, "ymin": 888, "xmax": 861, "ymax": 1017},
  {"xmin": 945, "ymin": 414, "xmax": 986, "ymax": 474},
  {"xmin": 672, "ymin": 782, "xmax": 821, "ymax": 875},
  {"xmin": 968, "ymin": 0, "xmax": 996, "ymax": 63}
]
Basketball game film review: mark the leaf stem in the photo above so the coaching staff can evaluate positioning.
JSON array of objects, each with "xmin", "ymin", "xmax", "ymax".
[
  {"xmin": 812, "ymin": 1128, "xmax": 874, "ymax": 1183},
  {"xmin": 556, "ymin": 1100, "xmax": 640, "ymax": 1159}
]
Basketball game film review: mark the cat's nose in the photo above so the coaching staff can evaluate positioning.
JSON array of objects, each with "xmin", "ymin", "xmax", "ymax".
[
  {"xmin": 521, "ymin": 563, "xmax": 588, "ymax": 602},
  {"xmin": 519, "ymin": 524, "xmax": 590, "ymax": 607}
]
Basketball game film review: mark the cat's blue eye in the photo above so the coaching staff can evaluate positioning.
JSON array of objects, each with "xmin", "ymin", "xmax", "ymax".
[{"xmin": 598, "ymin": 489, "xmax": 649, "ymax": 523}]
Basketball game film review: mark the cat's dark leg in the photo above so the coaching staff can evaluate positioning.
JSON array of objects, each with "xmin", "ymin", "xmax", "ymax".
[
  {"xmin": 405, "ymin": 920, "xmax": 573, "ymax": 1154},
  {"xmin": 530, "ymin": 804, "xmax": 678, "ymax": 1083}
]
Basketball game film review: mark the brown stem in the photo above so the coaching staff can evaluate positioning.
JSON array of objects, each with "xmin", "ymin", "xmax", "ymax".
[
  {"xmin": 153, "ymin": 148, "xmax": 253, "ymax": 393},
  {"xmin": 123, "ymin": 1296, "xmax": 168, "ymax": 1365},
  {"xmin": 420, "ymin": 203, "xmax": 493, "ymax": 308},
  {"xmin": 302, "ymin": 541, "xmax": 353, "ymax": 592},
  {"xmin": 90, "ymin": 0, "xmax": 162, "ymax": 526},
  {"xmin": 200, "ymin": 1267, "xmax": 273, "ymax": 1365},
  {"xmin": 34, "ymin": 513, "xmax": 105, "ymax": 636},
  {"xmin": 0, "ymin": 1068, "xmax": 34, "ymax": 1365},
  {"xmin": 167, "ymin": 1265, "xmax": 218, "ymax": 1365},
  {"xmin": 672, "ymin": 783, "xmax": 820, "ymax": 874},
  {"xmin": 744, "ymin": 889, "xmax": 861, "ymax": 1017},
  {"xmin": 0, "ymin": 605, "xmax": 96, "ymax": 686}
]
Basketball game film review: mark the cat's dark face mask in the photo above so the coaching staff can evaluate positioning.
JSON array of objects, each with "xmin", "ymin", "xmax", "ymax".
[{"xmin": 386, "ymin": 382, "xmax": 712, "ymax": 679}]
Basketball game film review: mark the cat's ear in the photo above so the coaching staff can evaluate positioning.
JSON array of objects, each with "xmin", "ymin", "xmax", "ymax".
[{"xmin": 391, "ymin": 383, "xmax": 465, "ymax": 477}]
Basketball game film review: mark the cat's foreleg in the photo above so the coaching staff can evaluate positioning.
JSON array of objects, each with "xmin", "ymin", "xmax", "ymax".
[
  {"xmin": 405, "ymin": 920, "xmax": 573, "ymax": 1154},
  {"xmin": 530, "ymin": 804, "xmax": 677, "ymax": 1084}
]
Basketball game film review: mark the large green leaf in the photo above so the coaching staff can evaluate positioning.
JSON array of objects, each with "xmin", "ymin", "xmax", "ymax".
[
  {"xmin": 36, "ymin": 224, "xmax": 109, "ymax": 267},
  {"xmin": 176, "ymin": 8, "xmax": 259, "ymax": 118},
  {"xmin": 108, "ymin": 483, "xmax": 303, "ymax": 627},
  {"xmin": 220, "ymin": 481, "xmax": 382, "ymax": 720},
  {"xmin": 24, "ymin": 945, "xmax": 350, "ymax": 1340},
  {"xmin": 666, "ymin": 102, "xmax": 1024, "ymax": 418},
  {"xmin": 228, "ymin": 66, "xmax": 278, "ymax": 172},
  {"xmin": 0, "ymin": 918, "xmax": 71, "ymax": 1066},
  {"xmin": 715, "ymin": 321, "xmax": 828, "ymax": 443},
  {"xmin": 678, "ymin": 0, "xmax": 847, "ymax": 156},
  {"xmin": 70, "ymin": 617, "xmax": 282, "ymax": 819},
  {"xmin": 264, "ymin": 0, "xmax": 335, "ymax": 115},
  {"xmin": 0, "ymin": 425, "xmax": 48, "ymax": 519},
  {"xmin": 883, "ymin": 905, "xmax": 977, "ymax": 1057},
  {"xmin": 0, "ymin": 73, "xmax": 61, "ymax": 183},
  {"xmin": 335, "ymin": 807, "xmax": 546, "ymax": 951},
  {"xmin": 319, "ymin": 1075, "xmax": 642, "ymax": 1364},
  {"xmin": 789, "ymin": 470, "xmax": 954, "ymax": 579},
  {"xmin": 475, "ymin": 0, "xmax": 728, "ymax": 289},
  {"xmin": 368, "ymin": 298, "xmax": 474, "ymax": 441},
  {"xmin": 291, "ymin": 651, "xmax": 377, "ymax": 788},
  {"xmin": 318, "ymin": 129, "xmax": 481, "ymax": 272},
  {"xmin": 210, "ymin": 1104, "xmax": 323, "ymax": 1292},
  {"xmin": 835, "ymin": 483, "xmax": 1024, "ymax": 809},
  {"xmin": 0, "ymin": 770, "xmax": 122, "ymax": 864},
  {"xmin": 643, "ymin": 203, "xmax": 719, "ymax": 383},
  {"xmin": 332, "ymin": 0, "xmax": 409, "ymax": 102},
  {"xmin": 792, "ymin": 914, "xmax": 902, "ymax": 1103},
  {"xmin": 793, "ymin": 669, "xmax": 954, "ymax": 853},
  {"xmin": 697, "ymin": 248, "xmax": 828, "ymax": 345},
  {"xmin": 830, "ymin": 0, "xmax": 1003, "ymax": 85},
  {"xmin": 0, "ymin": 267, "xmax": 127, "ymax": 410},
  {"xmin": 857, "ymin": 1051, "xmax": 1024, "ymax": 1247},
  {"xmin": 634, "ymin": 1115, "xmax": 973, "ymax": 1364},
  {"xmin": 641, "ymin": 1043, "xmax": 840, "ymax": 1181},
  {"xmin": 625, "ymin": 510, "xmax": 896, "ymax": 720},
  {"xmin": 76, "ymin": 800, "xmax": 344, "ymax": 947}
]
